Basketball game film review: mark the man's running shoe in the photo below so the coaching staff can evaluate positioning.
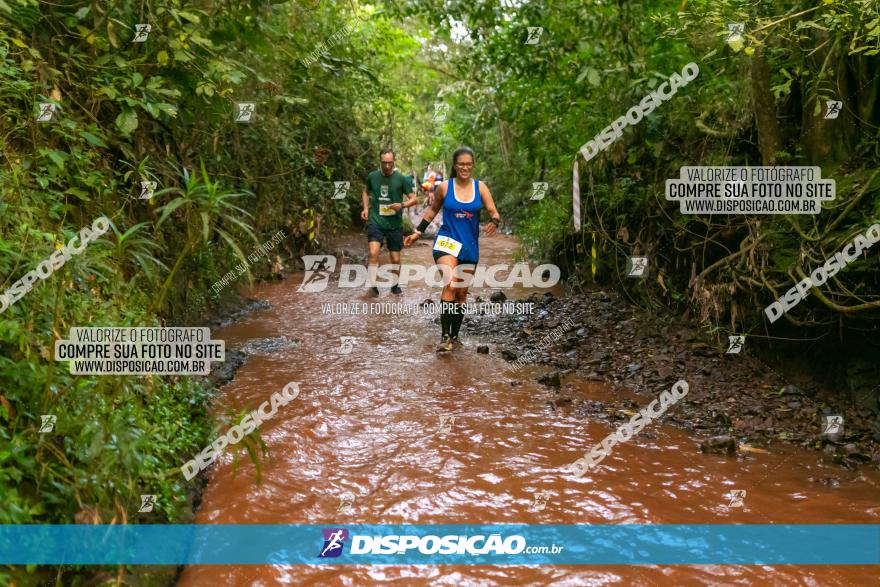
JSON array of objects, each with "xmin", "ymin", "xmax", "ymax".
[
  {"xmin": 391, "ymin": 285, "xmax": 403, "ymax": 295},
  {"xmin": 369, "ymin": 286, "xmax": 379, "ymax": 297},
  {"xmin": 436, "ymin": 335, "xmax": 453, "ymax": 353},
  {"xmin": 450, "ymin": 336, "xmax": 462, "ymax": 348}
]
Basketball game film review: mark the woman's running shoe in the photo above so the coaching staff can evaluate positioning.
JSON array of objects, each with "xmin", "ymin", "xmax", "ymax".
[{"xmin": 436, "ymin": 335, "xmax": 453, "ymax": 353}]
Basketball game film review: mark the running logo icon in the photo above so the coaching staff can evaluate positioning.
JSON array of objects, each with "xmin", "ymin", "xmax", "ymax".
[
  {"xmin": 336, "ymin": 493, "xmax": 355, "ymax": 514},
  {"xmin": 338, "ymin": 336, "xmax": 355, "ymax": 354},
  {"xmin": 234, "ymin": 102, "xmax": 256, "ymax": 123},
  {"xmin": 726, "ymin": 335, "xmax": 745, "ymax": 354},
  {"xmin": 138, "ymin": 494, "xmax": 156, "ymax": 513},
  {"xmin": 727, "ymin": 489, "xmax": 746, "ymax": 508},
  {"xmin": 525, "ymin": 27, "xmax": 543, "ymax": 45},
  {"xmin": 626, "ymin": 256, "xmax": 649, "ymax": 278},
  {"xmin": 333, "ymin": 182, "xmax": 350, "ymax": 200},
  {"xmin": 36, "ymin": 102, "xmax": 57, "ymax": 122},
  {"xmin": 318, "ymin": 528, "xmax": 349, "ymax": 558},
  {"xmin": 822, "ymin": 415, "xmax": 843, "ymax": 435},
  {"xmin": 298, "ymin": 255, "xmax": 336, "ymax": 292},
  {"xmin": 531, "ymin": 490, "xmax": 552, "ymax": 511},
  {"xmin": 39, "ymin": 415, "xmax": 56, "ymax": 433},
  {"xmin": 432, "ymin": 103, "xmax": 449, "ymax": 122},
  {"xmin": 139, "ymin": 181, "xmax": 156, "ymax": 200},
  {"xmin": 530, "ymin": 182, "xmax": 548, "ymax": 200},
  {"xmin": 824, "ymin": 100, "xmax": 842, "ymax": 119},
  {"xmin": 133, "ymin": 24, "xmax": 152, "ymax": 42},
  {"xmin": 437, "ymin": 414, "xmax": 456, "ymax": 434}
]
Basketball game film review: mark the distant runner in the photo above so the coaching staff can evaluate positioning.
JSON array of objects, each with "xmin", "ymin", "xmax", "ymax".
[
  {"xmin": 404, "ymin": 147, "xmax": 501, "ymax": 352},
  {"xmin": 361, "ymin": 149, "xmax": 417, "ymax": 296}
]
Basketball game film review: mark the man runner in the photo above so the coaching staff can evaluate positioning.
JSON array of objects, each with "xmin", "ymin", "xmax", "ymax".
[{"xmin": 361, "ymin": 149, "xmax": 417, "ymax": 296}]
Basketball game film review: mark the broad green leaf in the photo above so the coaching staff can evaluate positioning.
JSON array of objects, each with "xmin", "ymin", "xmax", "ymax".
[
  {"xmin": 80, "ymin": 131, "xmax": 107, "ymax": 148},
  {"xmin": 177, "ymin": 11, "xmax": 201, "ymax": 23},
  {"xmin": 115, "ymin": 109, "xmax": 138, "ymax": 135},
  {"xmin": 65, "ymin": 188, "xmax": 91, "ymax": 201}
]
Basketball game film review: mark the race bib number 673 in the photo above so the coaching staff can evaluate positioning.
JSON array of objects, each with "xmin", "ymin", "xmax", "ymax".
[{"xmin": 433, "ymin": 236, "xmax": 462, "ymax": 257}]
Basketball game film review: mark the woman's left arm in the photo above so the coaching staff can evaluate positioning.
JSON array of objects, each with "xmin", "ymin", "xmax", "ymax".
[{"xmin": 480, "ymin": 182, "xmax": 501, "ymax": 235}]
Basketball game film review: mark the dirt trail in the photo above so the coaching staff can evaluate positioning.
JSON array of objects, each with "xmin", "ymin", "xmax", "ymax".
[{"xmin": 178, "ymin": 234, "xmax": 880, "ymax": 586}]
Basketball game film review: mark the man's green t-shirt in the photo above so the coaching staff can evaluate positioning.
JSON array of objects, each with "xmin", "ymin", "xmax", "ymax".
[{"xmin": 366, "ymin": 170, "xmax": 413, "ymax": 230}]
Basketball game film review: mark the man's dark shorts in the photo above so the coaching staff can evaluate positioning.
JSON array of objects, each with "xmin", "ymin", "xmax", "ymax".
[{"xmin": 367, "ymin": 224, "xmax": 403, "ymax": 252}]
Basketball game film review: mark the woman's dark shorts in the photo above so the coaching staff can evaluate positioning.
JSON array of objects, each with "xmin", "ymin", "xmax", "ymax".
[{"xmin": 433, "ymin": 251, "xmax": 478, "ymax": 265}]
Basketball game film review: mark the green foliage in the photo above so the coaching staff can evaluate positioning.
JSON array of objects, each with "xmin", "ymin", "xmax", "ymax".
[
  {"xmin": 0, "ymin": 1, "xmax": 410, "ymax": 582},
  {"xmin": 388, "ymin": 0, "xmax": 880, "ymax": 333}
]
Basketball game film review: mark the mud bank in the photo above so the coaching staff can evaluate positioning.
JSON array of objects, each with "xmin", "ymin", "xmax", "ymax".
[{"xmin": 469, "ymin": 288, "xmax": 880, "ymax": 471}]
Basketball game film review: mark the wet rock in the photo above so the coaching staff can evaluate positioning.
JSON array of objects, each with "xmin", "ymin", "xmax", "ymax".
[
  {"xmin": 699, "ymin": 435, "xmax": 737, "ymax": 455},
  {"xmin": 576, "ymin": 328, "xmax": 588, "ymax": 337},
  {"xmin": 538, "ymin": 371, "xmax": 561, "ymax": 388},
  {"xmin": 209, "ymin": 298, "xmax": 272, "ymax": 329},
  {"xmin": 781, "ymin": 384, "xmax": 804, "ymax": 396},
  {"xmin": 208, "ymin": 349, "xmax": 246, "ymax": 386},
  {"xmin": 713, "ymin": 412, "xmax": 732, "ymax": 427},
  {"xmin": 843, "ymin": 443, "xmax": 862, "ymax": 457},
  {"xmin": 588, "ymin": 351, "xmax": 608, "ymax": 363},
  {"xmin": 490, "ymin": 291, "xmax": 507, "ymax": 303},
  {"xmin": 237, "ymin": 335, "xmax": 298, "ymax": 356},
  {"xmin": 625, "ymin": 363, "xmax": 642, "ymax": 374},
  {"xmin": 421, "ymin": 298, "xmax": 434, "ymax": 307},
  {"xmin": 476, "ymin": 345, "xmax": 489, "ymax": 354},
  {"xmin": 500, "ymin": 349, "xmax": 518, "ymax": 361}
]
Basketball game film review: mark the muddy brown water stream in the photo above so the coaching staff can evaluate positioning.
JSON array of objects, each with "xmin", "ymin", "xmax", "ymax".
[{"xmin": 178, "ymin": 234, "xmax": 879, "ymax": 586}]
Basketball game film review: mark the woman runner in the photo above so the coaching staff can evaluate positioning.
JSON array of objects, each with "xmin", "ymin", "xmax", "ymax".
[{"xmin": 403, "ymin": 147, "xmax": 501, "ymax": 352}]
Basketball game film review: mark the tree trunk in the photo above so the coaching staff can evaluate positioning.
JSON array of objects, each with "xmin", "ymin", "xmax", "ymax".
[{"xmin": 751, "ymin": 45, "xmax": 783, "ymax": 165}]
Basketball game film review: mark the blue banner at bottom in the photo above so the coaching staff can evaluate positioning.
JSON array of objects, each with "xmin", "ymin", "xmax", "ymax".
[{"xmin": 1, "ymin": 524, "xmax": 878, "ymax": 565}]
